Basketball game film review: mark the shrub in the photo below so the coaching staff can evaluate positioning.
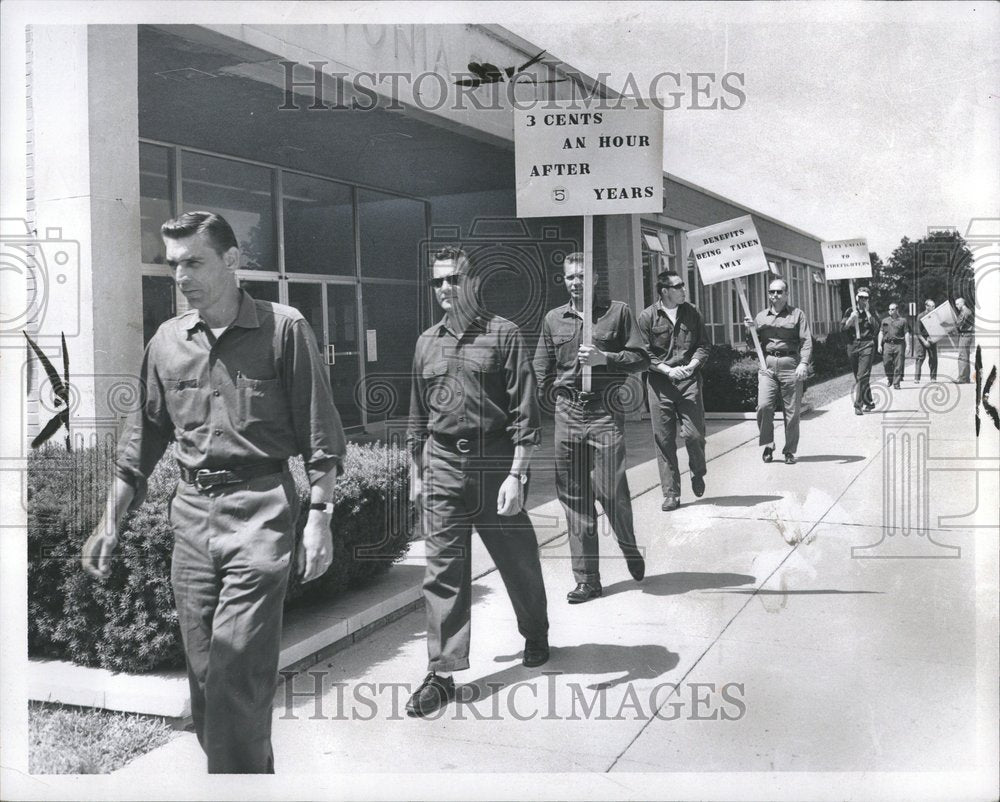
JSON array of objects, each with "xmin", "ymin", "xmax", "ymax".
[{"xmin": 28, "ymin": 441, "xmax": 412, "ymax": 673}]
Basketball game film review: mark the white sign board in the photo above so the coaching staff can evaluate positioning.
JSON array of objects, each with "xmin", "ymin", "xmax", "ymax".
[
  {"xmin": 821, "ymin": 238, "xmax": 872, "ymax": 280},
  {"xmin": 687, "ymin": 215, "xmax": 769, "ymax": 285},
  {"xmin": 921, "ymin": 303, "xmax": 959, "ymax": 346},
  {"xmin": 514, "ymin": 99, "xmax": 663, "ymax": 218}
]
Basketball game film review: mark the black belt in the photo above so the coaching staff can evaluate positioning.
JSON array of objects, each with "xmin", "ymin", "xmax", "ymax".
[
  {"xmin": 885, "ymin": 338, "xmax": 904, "ymax": 344},
  {"xmin": 766, "ymin": 350, "xmax": 798, "ymax": 358},
  {"xmin": 555, "ymin": 387, "xmax": 607, "ymax": 405},
  {"xmin": 178, "ymin": 460, "xmax": 286, "ymax": 490},
  {"xmin": 431, "ymin": 431, "xmax": 506, "ymax": 454}
]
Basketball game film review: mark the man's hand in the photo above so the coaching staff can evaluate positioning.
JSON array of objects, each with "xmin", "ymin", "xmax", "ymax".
[
  {"xmin": 496, "ymin": 475, "xmax": 523, "ymax": 517},
  {"xmin": 577, "ymin": 344, "xmax": 607, "ymax": 366},
  {"xmin": 744, "ymin": 316, "xmax": 756, "ymax": 329},
  {"xmin": 298, "ymin": 513, "xmax": 333, "ymax": 583},
  {"xmin": 81, "ymin": 525, "xmax": 118, "ymax": 579},
  {"xmin": 794, "ymin": 363, "xmax": 809, "ymax": 382}
]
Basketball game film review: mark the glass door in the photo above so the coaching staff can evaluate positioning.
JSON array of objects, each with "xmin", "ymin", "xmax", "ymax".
[{"xmin": 287, "ymin": 281, "xmax": 363, "ymax": 429}]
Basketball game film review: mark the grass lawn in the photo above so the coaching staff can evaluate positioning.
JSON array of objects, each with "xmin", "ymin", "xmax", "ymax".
[
  {"xmin": 29, "ymin": 701, "xmax": 176, "ymax": 774},
  {"xmin": 804, "ymin": 370, "xmax": 856, "ymax": 411}
]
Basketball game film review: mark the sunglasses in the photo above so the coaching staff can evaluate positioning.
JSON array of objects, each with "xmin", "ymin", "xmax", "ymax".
[
  {"xmin": 768, "ymin": 289, "xmax": 786, "ymax": 295},
  {"xmin": 429, "ymin": 273, "xmax": 463, "ymax": 289},
  {"xmin": 665, "ymin": 282, "xmax": 685, "ymax": 290}
]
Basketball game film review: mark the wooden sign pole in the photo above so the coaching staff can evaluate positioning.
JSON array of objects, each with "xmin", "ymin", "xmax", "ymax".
[
  {"xmin": 737, "ymin": 277, "xmax": 766, "ymax": 365},
  {"xmin": 848, "ymin": 278, "xmax": 861, "ymax": 338},
  {"xmin": 582, "ymin": 215, "xmax": 594, "ymax": 392}
]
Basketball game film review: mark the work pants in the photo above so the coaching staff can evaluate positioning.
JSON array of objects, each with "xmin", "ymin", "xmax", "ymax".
[
  {"xmin": 170, "ymin": 469, "xmax": 298, "ymax": 774},
  {"xmin": 914, "ymin": 342, "xmax": 937, "ymax": 381},
  {"xmin": 757, "ymin": 354, "xmax": 803, "ymax": 456},
  {"xmin": 647, "ymin": 374, "xmax": 707, "ymax": 498},
  {"xmin": 554, "ymin": 395, "xmax": 639, "ymax": 584},
  {"xmin": 957, "ymin": 334, "xmax": 973, "ymax": 382},
  {"xmin": 848, "ymin": 341, "xmax": 875, "ymax": 410},
  {"xmin": 420, "ymin": 436, "xmax": 548, "ymax": 673},
  {"xmin": 883, "ymin": 342, "xmax": 905, "ymax": 386}
]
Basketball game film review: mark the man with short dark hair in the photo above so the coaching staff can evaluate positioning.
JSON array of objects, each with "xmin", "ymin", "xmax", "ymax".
[
  {"xmin": 744, "ymin": 278, "xmax": 812, "ymax": 464},
  {"xmin": 405, "ymin": 246, "xmax": 549, "ymax": 718},
  {"xmin": 533, "ymin": 252, "xmax": 649, "ymax": 604},
  {"xmin": 878, "ymin": 303, "xmax": 910, "ymax": 389},
  {"xmin": 83, "ymin": 211, "xmax": 346, "ymax": 773},
  {"xmin": 914, "ymin": 299, "xmax": 938, "ymax": 383},
  {"xmin": 842, "ymin": 286, "xmax": 879, "ymax": 414},
  {"xmin": 637, "ymin": 269, "xmax": 710, "ymax": 510},
  {"xmin": 955, "ymin": 297, "xmax": 974, "ymax": 383}
]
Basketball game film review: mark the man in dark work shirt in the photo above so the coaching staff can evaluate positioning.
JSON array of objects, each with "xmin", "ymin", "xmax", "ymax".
[
  {"xmin": 841, "ymin": 286, "xmax": 879, "ymax": 414},
  {"xmin": 405, "ymin": 246, "xmax": 549, "ymax": 718},
  {"xmin": 533, "ymin": 252, "xmax": 649, "ymax": 605},
  {"xmin": 82, "ymin": 211, "xmax": 346, "ymax": 773},
  {"xmin": 878, "ymin": 303, "xmax": 910, "ymax": 389}
]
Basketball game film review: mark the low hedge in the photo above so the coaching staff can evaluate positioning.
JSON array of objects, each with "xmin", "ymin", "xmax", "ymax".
[
  {"xmin": 28, "ymin": 442, "xmax": 412, "ymax": 673},
  {"xmin": 702, "ymin": 334, "xmax": 853, "ymax": 412}
]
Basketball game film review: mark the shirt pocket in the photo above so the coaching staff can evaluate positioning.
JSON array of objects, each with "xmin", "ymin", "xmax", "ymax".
[
  {"xmin": 421, "ymin": 363, "xmax": 462, "ymax": 413},
  {"xmin": 163, "ymin": 378, "xmax": 205, "ymax": 431},
  {"xmin": 553, "ymin": 332, "xmax": 578, "ymax": 369},
  {"xmin": 237, "ymin": 375, "xmax": 286, "ymax": 427}
]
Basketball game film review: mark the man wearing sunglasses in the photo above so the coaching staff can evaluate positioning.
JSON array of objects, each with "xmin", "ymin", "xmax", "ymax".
[
  {"xmin": 405, "ymin": 246, "xmax": 549, "ymax": 718},
  {"xmin": 877, "ymin": 303, "xmax": 910, "ymax": 390},
  {"xmin": 533, "ymin": 252, "xmax": 649, "ymax": 604},
  {"xmin": 637, "ymin": 269, "xmax": 710, "ymax": 511},
  {"xmin": 744, "ymin": 278, "xmax": 813, "ymax": 465},
  {"xmin": 841, "ymin": 286, "xmax": 879, "ymax": 414}
]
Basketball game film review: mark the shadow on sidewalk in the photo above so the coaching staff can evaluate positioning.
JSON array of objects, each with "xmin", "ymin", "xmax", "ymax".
[
  {"xmin": 602, "ymin": 571, "xmax": 755, "ymax": 598},
  {"xmin": 794, "ymin": 454, "xmax": 866, "ymax": 463},
  {"xmin": 687, "ymin": 494, "xmax": 782, "ymax": 507},
  {"xmin": 462, "ymin": 642, "xmax": 681, "ymax": 701}
]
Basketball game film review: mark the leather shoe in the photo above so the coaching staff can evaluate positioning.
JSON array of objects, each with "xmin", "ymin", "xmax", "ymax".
[
  {"xmin": 784, "ymin": 452, "xmax": 797, "ymax": 465},
  {"xmin": 854, "ymin": 407, "xmax": 863, "ymax": 415},
  {"xmin": 522, "ymin": 637, "xmax": 550, "ymax": 668},
  {"xmin": 661, "ymin": 495, "xmax": 680, "ymax": 511},
  {"xmin": 405, "ymin": 672, "xmax": 456, "ymax": 717},
  {"xmin": 567, "ymin": 582, "xmax": 602, "ymax": 604},
  {"xmin": 863, "ymin": 403, "xmax": 875, "ymax": 411},
  {"xmin": 762, "ymin": 447, "xmax": 774, "ymax": 463},
  {"xmin": 691, "ymin": 475, "xmax": 706, "ymax": 497},
  {"xmin": 894, "ymin": 383, "xmax": 901, "ymax": 390},
  {"xmin": 624, "ymin": 551, "xmax": 645, "ymax": 582}
]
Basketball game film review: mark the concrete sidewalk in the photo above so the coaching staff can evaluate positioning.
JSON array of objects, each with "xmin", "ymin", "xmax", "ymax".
[{"xmin": 117, "ymin": 353, "xmax": 994, "ymax": 784}]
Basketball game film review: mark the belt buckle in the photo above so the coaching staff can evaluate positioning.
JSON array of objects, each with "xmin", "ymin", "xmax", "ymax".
[
  {"xmin": 455, "ymin": 438, "xmax": 471, "ymax": 454},
  {"xmin": 194, "ymin": 468, "xmax": 232, "ymax": 490}
]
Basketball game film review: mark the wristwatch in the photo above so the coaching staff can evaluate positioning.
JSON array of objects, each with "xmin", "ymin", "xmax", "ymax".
[
  {"xmin": 309, "ymin": 502, "xmax": 334, "ymax": 514},
  {"xmin": 508, "ymin": 472, "xmax": 528, "ymax": 485}
]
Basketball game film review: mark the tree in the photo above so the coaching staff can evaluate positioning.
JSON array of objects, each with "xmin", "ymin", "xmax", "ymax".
[{"xmin": 880, "ymin": 231, "xmax": 975, "ymax": 315}]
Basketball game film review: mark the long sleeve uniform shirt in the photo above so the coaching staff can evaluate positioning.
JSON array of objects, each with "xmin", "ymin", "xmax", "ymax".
[
  {"xmin": 956, "ymin": 307, "xmax": 974, "ymax": 334},
  {"xmin": 636, "ymin": 301, "xmax": 710, "ymax": 375},
  {"xmin": 751, "ymin": 305, "xmax": 813, "ymax": 365},
  {"xmin": 532, "ymin": 300, "xmax": 649, "ymax": 398},
  {"xmin": 406, "ymin": 313, "xmax": 540, "ymax": 460},
  {"xmin": 880, "ymin": 316, "xmax": 909, "ymax": 342},
  {"xmin": 116, "ymin": 290, "xmax": 346, "ymax": 489},
  {"xmin": 840, "ymin": 306, "xmax": 879, "ymax": 342}
]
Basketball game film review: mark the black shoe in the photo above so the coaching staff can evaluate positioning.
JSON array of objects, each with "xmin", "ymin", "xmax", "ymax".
[
  {"xmin": 784, "ymin": 452, "xmax": 797, "ymax": 465},
  {"xmin": 624, "ymin": 551, "xmax": 645, "ymax": 582},
  {"xmin": 762, "ymin": 447, "xmax": 774, "ymax": 463},
  {"xmin": 567, "ymin": 582, "xmax": 602, "ymax": 604},
  {"xmin": 854, "ymin": 407, "xmax": 863, "ymax": 415},
  {"xmin": 661, "ymin": 495, "xmax": 680, "ymax": 511},
  {"xmin": 863, "ymin": 403, "xmax": 875, "ymax": 411},
  {"xmin": 887, "ymin": 379, "xmax": 893, "ymax": 386},
  {"xmin": 691, "ymin": 475, "xmax": 706, "ymax": 497},
  {"xmin": 522, "ymin": 637, "xmax": 550, "ymax": 668},
  {"xmin": 405, "ymin": 672, "xmax": 456, "ymax": 718},
  {"xmin": 894, "ymin": 384, "xmax": 901, "ymax": 390}
]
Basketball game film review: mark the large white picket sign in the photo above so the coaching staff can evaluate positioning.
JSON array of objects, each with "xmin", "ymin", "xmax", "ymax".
[
  {"xmin": 821, "ymin": 238, "xmax": 872, "ymax": 280},
  {"xmin": 687, "ymin": 215, "xmax": 769, "ymax": 286}
]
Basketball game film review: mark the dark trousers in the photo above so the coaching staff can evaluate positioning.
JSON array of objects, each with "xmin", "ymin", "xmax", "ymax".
[
  {"xmin": 420, "ymin": 436, "xmax": 548, "ymax": 672},
  {"xmin": 757, "ymin": 355, "xmax": 803, "ymax": 455},
  {"xmin": 848, "ymin": 341, "xmax": 876, "ymax": 409},
  {"xmin": 554, "ymin": 395, "xmax": 639, "ymax": 584},
  {"xmin": 957, "ymin": 334, "xmax": 973, "ymax": 382},
  {"xmin": 883, "ymin": 342, "xmax": 904, "ymax": 386},
  {"xmin": 170, "ymin": 470, "xmax": 298, "ymax": 774},
  {"xmin": 914, "ymin": 342, "xmax": 937, "ymax": 381},
  {"xmin": 647, "ymin": 374, "xmax": 706, "ymax": 497}
]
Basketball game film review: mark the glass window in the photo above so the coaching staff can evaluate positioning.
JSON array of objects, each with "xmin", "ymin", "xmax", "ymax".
[
  {"xmin": 361, "ymin": 282, "xmax": 422, "ymax": 421},
  {"xmin": 142, "ymin": 275, "xmax": 175, "ymax": 345},
  {"xmin": 640, "ymin": 230, "xmax": 665, "ymax": 308},
  {"xmin": 181, "ymin": 152, "xmax": 276, "ymax": 271},
  {"xmin": 358, "ymin": 190, "xmax": 426, "ymax": 280},
  {"xmin": 239, "ymin": 278, "xmax": 279, "ymax": 303},
  {"xmin": 139, "ymin": 144, "xmax": 173, "ymax": 265},
  {"xmin": 282, "ymin": 173, "xmax": 355, "ymax": 276}
]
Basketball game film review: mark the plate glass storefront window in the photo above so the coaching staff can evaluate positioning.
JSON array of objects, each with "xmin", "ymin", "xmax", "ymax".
[
  {"xmin": 139, "ymin": 143, "xmax": 173, "ymax": 265},
  {"xmin": 282, "ymin": 173, "xmax": 355, "ymax": 276},
  {"xmin": 358, "ymin": 189, "xmax": 426, "ymax": 281}
]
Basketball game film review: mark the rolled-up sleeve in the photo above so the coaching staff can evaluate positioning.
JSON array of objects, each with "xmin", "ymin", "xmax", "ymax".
[
  {"xmin": 115, "ymin": 336, "xmax": 173, "ymax": 490},
  {"xmin": 504, "ymin": 327, "xmax": 541, "ymax": 448},
  {"xmin": 284, "ymin": 318, "xmax": 346, "ymax": 484}
]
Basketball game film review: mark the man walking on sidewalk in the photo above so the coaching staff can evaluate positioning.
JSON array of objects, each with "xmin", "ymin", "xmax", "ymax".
[
  {"xmin": 878, "ymin": 303, "xmax": 910, "ymax": 389},
  {"xmin": 533, "ymin": 252, "xmax": 649, "ymax": 604},
  {"xmin": 82, "ymin": 212, "xmax": 346, "ymax": 773},
  {"xmin": 841, "ymin": 286, "xmax": 879, "ymax": 414},
  {"xmin": 637, "ymin": 269, "xmax": 710, "ymax": 510},
  {"xmin": 744, "ymin": 278, "xmax": 813, "ymax": 465},
  {"xmin": 914, "ymin": 299, "xmax": 938, "ymax": 383},
  {"xmin": 406, "ymin": 246, "xmax": 549, "ymax": 718},
  {"xmin": 955, "ymin": 297, "xmax": 974, "ymax": 383}
]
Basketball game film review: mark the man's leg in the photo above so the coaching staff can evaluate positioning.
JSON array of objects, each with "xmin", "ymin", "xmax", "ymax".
[
  {"xmin": 928, "ymin": 344, "xmax": 938, "ymax": 380},
  {"xmin": 883, "ymin": 346, "xmax": 894, "ymax": 384},
  {"xmin": 914, "ymin": 347, "xmax": 924, "ymax": 381},
  {"xmin": 893, "ymin": 346, "xmax": 904, "ymax": 386},
  {"xmin": 677, "ymin": 377, "xmax": 707, "ymax": 482},
  {"xmin": 777, "ymin": 360, "xmax": 804, "ymax": 455},
  {"xmin": 555, "ymin": 399, "xmax": 600, "ymax": 584},
  {"xmin": 647, "ymin": 380, "xmax": 681, "ymax": 498},
  {"xmin": 856, "ymin": 344, "xmax": 874, "ymax": 407},
  {"xmin": 590, "ymin": 408, "xmax": 639, "ymax": 557},
  {"xmin": 195, "ymin": 473, "xmax": 297, "ymax": 774},
  {"xmin": 957, "ymin": 337, "xmax": 972, "ymax": 382},
  {"xmin": 849, "ymin": 345, "xmax": 863, "ymax": 409},
  {"xmin": 757, "ymin": 366, "xmax": 779, "ymax": 448}
]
